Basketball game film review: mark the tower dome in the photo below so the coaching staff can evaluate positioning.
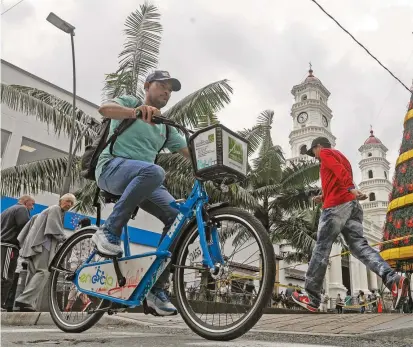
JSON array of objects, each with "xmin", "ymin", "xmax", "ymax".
[
  {"xmin": 304, "ymin": 69, "xmax": 321, "ymax": 83},
  {"xmin": 364, "ymin": 129, "xmax": 382, "ymax": 145}
]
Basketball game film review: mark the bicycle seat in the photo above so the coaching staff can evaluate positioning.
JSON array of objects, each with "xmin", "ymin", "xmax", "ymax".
[{"xmin": 101, "ymin": 190, "xmax": 121, "ymax": 204}]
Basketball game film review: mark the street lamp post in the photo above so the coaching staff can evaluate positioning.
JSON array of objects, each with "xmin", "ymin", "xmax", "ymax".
[{"xmin": 46, "ymin": 12, "xmax": 77, "ymax": 196}]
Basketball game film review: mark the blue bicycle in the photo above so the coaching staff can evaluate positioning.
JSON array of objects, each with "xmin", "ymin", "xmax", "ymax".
[{"xmin": 48, "ymin": 116, "xmax": 276, "ymax": 341}]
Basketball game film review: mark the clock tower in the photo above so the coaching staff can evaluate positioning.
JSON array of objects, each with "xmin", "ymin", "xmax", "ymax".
[{"xmin": 288, "ymin": 67, "xmax": 336, "ymax": 160}]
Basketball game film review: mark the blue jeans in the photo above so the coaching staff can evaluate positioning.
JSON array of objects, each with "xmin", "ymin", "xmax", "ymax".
[
  {"xmin": 305, "ymin": 200, "xmax": 397, "ymax": 307},
  {"xmin": 98, "ymin": 157, "xmax": 179, "ymax": 289}
]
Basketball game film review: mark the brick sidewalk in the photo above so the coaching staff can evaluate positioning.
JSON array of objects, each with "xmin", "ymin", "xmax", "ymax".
[{"xmin": 114, "ymin": 312, "xmax": 413, "ymax": 336}]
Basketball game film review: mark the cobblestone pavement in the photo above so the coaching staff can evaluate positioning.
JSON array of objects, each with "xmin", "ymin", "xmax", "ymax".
[{"xmin": 114, "ymin": 312, "xmax": 413, "ymax": 336}]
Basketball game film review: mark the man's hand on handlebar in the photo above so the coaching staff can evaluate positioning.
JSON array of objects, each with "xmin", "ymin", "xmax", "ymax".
[{"xmin": 135, "ymin": 105, "xmax": 161, "ymax": 125}]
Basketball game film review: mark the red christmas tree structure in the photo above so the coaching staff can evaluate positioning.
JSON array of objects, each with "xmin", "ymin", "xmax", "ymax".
[{"xmin": 380, "ymin": 82, "xmax": 413, "ymax": 273}]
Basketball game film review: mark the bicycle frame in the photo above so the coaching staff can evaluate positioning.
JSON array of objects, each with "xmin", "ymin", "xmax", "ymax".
[{"xmin": 73, "ymin": 180, "xmax": 224, "ymax": 307}]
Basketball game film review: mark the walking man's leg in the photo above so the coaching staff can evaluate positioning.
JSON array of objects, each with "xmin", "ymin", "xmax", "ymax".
[
  {"xmin": 341, "ymin": 202, "xmax": 409, "ymax": 309},
  {"xmin": 292, "ymin": 202, "xmax": 354, "ymax": 311}
]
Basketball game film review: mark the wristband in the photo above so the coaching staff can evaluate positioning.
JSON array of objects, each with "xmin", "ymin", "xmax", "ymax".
[
  {"xmin": 128, "ymin": 108, "xmax": 137, "ymax": 119},
  {"xmin": 347, "ymin": 186, "xmax": 355, "ymax": 192}
]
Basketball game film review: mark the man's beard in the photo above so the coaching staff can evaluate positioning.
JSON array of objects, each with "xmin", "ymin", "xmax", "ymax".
[{"xmin": 148, "ymin": 96, "xmax": 168, "ymax": 109}]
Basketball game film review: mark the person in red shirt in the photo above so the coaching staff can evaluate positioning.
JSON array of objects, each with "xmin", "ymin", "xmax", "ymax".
[{"xmin": 292, "ymin": 137, "xmax": 409, "ymax": 312}]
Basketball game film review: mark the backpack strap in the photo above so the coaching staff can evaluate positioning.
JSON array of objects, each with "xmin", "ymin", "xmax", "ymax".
[
  {"xmin": 155, "ymin": 125, "xmax": 170, "ymax": 164},
  {"xmin": 107, "ymin": 119, "xmax": 136, "ymax": 156}
]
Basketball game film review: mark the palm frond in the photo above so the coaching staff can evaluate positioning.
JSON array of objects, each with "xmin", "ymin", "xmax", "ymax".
[
  {"xmin": 283, "ymin": 251, "xmax": 311, "ymax": 264},
  {"xmin": 1, "ymin": 84, "xmax": 97, "ymax": 144},
  {"xmin": 257, "ymin": 110, "xmax": 274, "ymax": 155},
  {"xmin": 251, "ymin": 145, "xmax": 285, "ymax": 187},
  {"xmin": 195, "ymin": 114, "xmax": 220, "ymax": 130},
  {"xmin": 73, "ymin": 181, "xmax": 103, "ymax": 215},
  {"xmin": 103, "ymin": 71, "xmax": 141, "ymax": 101},
  {"xmin": 271, "ymin": 209, "xmax": 319, "ymax": 254},
  {"xmin": 270, "ymin": 186, "xmax": 320, "ymax": 212},
  {"xmin": 163, "ymin": 80, "xmax": 232, "ymax": 128},
  {"xmin": 103, "ymin": 2, "xmax": 162, "ymax": 99},
  {"xmin": 281, "ymin": 160, "xmax": 320, "ymax": 189},
  {"xmin": 237, "ymin": 110, "xmax": 274, "ymax": 157},
  {"xmin": 0, "ymin": 156, "xmax": 82, "ymax": 197}
]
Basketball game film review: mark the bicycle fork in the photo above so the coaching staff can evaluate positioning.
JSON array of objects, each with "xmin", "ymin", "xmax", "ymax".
[{"xmin": 196, "ymin": 202, "xmax": 225, "ymax": 273}]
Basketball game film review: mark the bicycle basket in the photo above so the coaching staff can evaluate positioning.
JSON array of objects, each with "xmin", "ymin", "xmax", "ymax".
[{"xmin": 189, "ymin": 124, "xmax": 248, "ymax": 184}]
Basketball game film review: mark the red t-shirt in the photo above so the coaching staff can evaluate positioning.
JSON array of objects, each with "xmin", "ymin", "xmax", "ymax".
[{"xmin": 319, "ymin": 148, "xmax": 356, "ymax": 209}]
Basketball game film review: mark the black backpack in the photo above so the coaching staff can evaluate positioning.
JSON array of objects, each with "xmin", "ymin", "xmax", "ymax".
[{"xmin": 80, "ymin": 118, "xmax": 169, "ymax": 181}]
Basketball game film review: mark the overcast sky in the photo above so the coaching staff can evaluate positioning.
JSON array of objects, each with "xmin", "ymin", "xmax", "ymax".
[{"xmin": 2, "ymin": 0, "xmax": 413, "ymax": 184}]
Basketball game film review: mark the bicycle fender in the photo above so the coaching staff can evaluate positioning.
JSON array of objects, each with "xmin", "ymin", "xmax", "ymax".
[
  {"xmin": 169, "ymin": 201, "xmax": 229, "ymax": 267},
  {"xmin": 48, "ymin": 226, "xmax": 98, "ymax": 272}
]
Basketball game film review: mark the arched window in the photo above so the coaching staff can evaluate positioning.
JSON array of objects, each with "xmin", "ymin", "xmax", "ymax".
[
  {"xmin": 367, "ymin": 152, "xmax": 372, "ymax": 157},
  {"xmin": 368, "ymin": 170, "xmax": 373, "ymax": 179},
  {"xmin": 384, "ymin": 171, "xmax": 387, "ymax": 179},
  {"xmin": 300, "ymin": 145, "xmax": 308, "ymax": 155},
  {"xmin": 369, "ymin": 193, "xmax": 376, "ymax": 201},
  {"xmin": 301, "ymin": 95, "xmax": 307, "ymax": 101}
]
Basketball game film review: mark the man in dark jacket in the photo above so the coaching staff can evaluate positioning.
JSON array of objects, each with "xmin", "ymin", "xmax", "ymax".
[
  {"xmin": 292, "ymin": 137, "xmax": 409, "ymax": 313},
  {"xmin": 1, "ymin": 195, "xmax": 35, "ymax": 309}
]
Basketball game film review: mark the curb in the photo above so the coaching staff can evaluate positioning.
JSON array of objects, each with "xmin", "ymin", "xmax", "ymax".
[
  {"xmin": 2, "ymin": 313, "xmax": 412, "ymax": 340},
  {"xmin": 1, "ymin": 312, "xmax": 187, "ymax": 329}
]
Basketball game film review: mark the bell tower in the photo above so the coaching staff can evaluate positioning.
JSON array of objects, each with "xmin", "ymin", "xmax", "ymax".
[{"xmin": 289, "ymin": 66, "xmax": 336, "ymax": 160}]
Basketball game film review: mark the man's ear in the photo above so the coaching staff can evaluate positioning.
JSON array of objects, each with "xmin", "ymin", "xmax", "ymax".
[{"xmin": 144, "ymin": 82, "xmax": 150, "ymax": 91}]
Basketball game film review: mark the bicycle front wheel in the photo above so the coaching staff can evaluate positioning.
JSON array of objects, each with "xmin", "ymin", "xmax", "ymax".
[{"xmin": 173, "ymin": 206, "xmax": 276, "ymax": 341}]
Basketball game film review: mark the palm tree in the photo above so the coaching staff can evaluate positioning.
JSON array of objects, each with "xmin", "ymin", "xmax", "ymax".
[{"xmin": 0, "ymin": 3, "xmax": 244, "ymax": 212}]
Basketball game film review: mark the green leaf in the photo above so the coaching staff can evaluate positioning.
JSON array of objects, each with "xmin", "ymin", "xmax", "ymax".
[
  {"xmin": 163, "ymin": 80, "xmax": 233, "ymax": 128},
  {"xmin": 103, "ymin": 2, "xmax": 162, "ymax": 99},
  {"xmin": 1, "ymin": 84, "xmax": 97, "ymax": 145},
  {"xmin": 0, "ymin": 156, "xmax": 82, "ymax": 197},
  {"xmin": 72, "ymin": 181, "xmax": 103, "ymax": 215},
  {"xmin": 281, "ymin": 160, "xmax": 320, "ymax": 189}
]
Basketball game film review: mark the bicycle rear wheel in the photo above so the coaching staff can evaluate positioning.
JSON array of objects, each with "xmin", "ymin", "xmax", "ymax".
[
  {"xmin": 49, "ymin": 229, "xmax": 111, "ymax": 333},
  {"xmin": 173, "ymin": 206, "xmax": 275, "ymax": 341}
]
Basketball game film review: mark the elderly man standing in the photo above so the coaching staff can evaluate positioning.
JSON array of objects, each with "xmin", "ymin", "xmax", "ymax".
[
  {"xmin": 14, "ymin": 194, "xmax": 76, "ymax": 312},
  {"xmin": 1, "ymin": 195, "xmax": 35, "ymax": 311}
]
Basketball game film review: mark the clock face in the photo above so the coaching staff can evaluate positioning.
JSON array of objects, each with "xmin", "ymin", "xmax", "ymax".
[
  {"xmin": 322, "ymin": 115, "xmax": 328, "ymax": 127},
  {"xmin": 297, "ymin": 112, "xmax": 308, "ymax": 124}
]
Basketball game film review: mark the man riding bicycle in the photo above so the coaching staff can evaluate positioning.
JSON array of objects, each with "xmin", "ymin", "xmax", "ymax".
[{"xmin": 91, "ymin": 70, "xmax": 191, "ymax": 316}]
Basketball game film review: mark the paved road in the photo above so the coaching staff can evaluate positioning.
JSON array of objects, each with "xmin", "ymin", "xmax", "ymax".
[
  {"xmin": 1, "ymin": 326, "xmax": 324, "ymax": 347},
  {"xmin": 2, "ymin": 324, "xmax": 413, "ymax": 347}
]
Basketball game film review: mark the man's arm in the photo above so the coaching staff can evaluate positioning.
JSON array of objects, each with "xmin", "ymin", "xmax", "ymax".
[
  {"xmin": 179, "ymin": 147, "xmax": 191, "ymax": 159},
  {"xmin": 319, "ymin": 149, "xmax": 354, "ymax": 190},
  {"xmin": 98, "ymin": 95, "xmax": 160, "ymax": 124},
  {"xmin": 98, "ymin": 102, "xmax": 137, "ymax": 120},
  {"xmin": 15, "ymin": 206, "xmax": 30, "ymax": 229}
]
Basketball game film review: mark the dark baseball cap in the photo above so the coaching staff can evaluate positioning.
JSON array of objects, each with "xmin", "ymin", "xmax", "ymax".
[
  {"xmin": 145, "ymin": 70, "xmax": 181, "ymax": 91},
  {"xmin": 306, "ymin": 137, "xmax": 332, "ymax": 157}
]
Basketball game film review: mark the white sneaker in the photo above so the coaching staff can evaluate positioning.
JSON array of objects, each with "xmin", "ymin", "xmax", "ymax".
[
  {"xmin": 146, "ymin": 289, "xmax": 177, "ymax": 316},
  {"xmin": 91, "ymin": 228, "xmax": 122, "ymax": 256}
]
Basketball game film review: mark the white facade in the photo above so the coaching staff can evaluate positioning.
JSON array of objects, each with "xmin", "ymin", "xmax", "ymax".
[
  {"xmin": 284, "ymin": 68, "xmax": 387, "ymax": 301},
  {"xmin": 358, "ymin": 131, "xmax": 393, "ymax": 226}
]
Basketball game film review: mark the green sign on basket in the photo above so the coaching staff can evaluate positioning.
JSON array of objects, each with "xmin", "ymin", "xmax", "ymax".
[{"xmin": 228, "ymin": 136, "xmax": 244, "ymax": 164}]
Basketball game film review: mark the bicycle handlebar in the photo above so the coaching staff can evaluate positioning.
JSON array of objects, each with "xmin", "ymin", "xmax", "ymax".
[{"xmin": 136, "ymin": 111, "xmax": 194, "ymax": 139}]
